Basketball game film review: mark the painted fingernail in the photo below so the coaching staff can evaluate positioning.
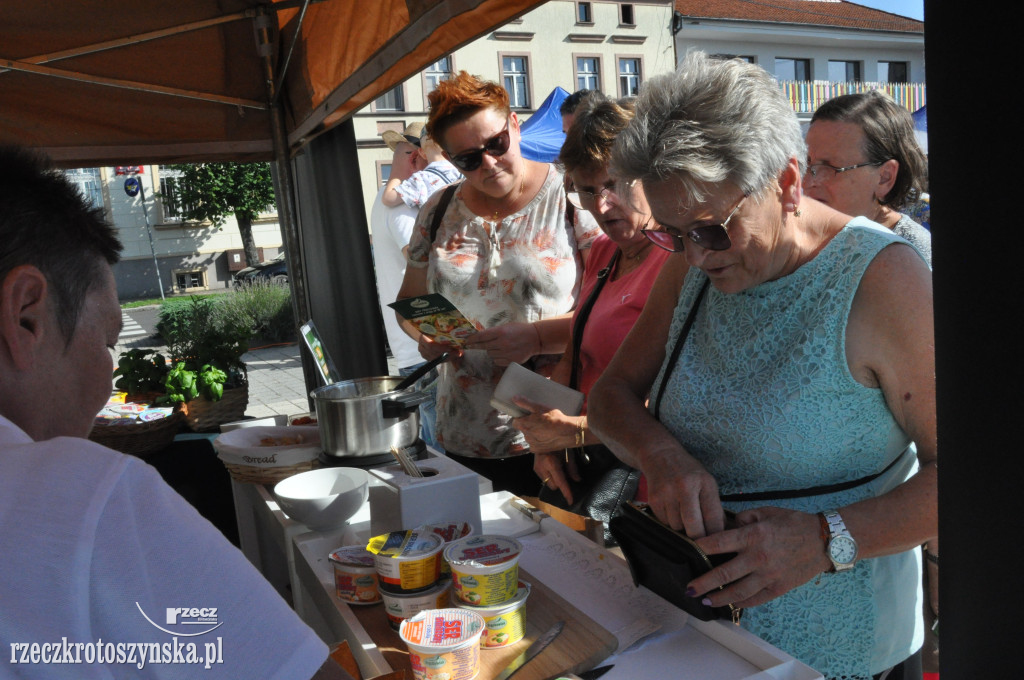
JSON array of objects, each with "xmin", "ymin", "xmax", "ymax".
[
  {"xmin": 685, "ymin": 588, "xmax": 697, "ymax": 598},
  {"xmin": 701, "ymin": 598, "xmax": 713, "ymax": 607}
]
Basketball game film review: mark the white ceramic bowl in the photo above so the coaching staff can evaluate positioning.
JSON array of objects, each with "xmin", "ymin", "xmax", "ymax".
[{"xmin": 273, "ymin": 467, "xmax": 369, "ymax": 531}]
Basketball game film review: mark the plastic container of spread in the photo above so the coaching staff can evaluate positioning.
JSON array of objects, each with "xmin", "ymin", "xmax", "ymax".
[
  {"xmin": 422, "ymin": 521, "xmax": 474, "ymax": 579},
  {"xmin": 456, "ymin": 580, "xmax": 531, "ymax": 648},
  {"xmin": 380, "ymin": 579, "xmax": 452, "ymax": 630},
  {"xmin": 444, "ymin": 535, "xmax": 522, "ymax": 606},
  {"xmin": 399, "ymin": 608, "xmax": 485, "ymax": 680},
  {"xmin": 368, "ymin": 528, "xmax": 445, "ymax": 593},
  {"xmin": 329, "ymin": 546, "xmax": 381, "ymax": 605}
]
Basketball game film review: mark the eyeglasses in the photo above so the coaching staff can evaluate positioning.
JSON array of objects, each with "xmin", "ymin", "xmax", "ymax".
[
  {"xmin": 566, "ymin": 180, "xmax": 635, "ymax": 211},
  {"xmin": 446, "ymin": 119, "xmax": 512, "ymax": 172},
  {"xmin": 643, "ymin": 195, "xmax": 747, "ymax": 253},
  {"xmin": 804, "ymin": 161, "xmax": 882, "ymax": 182}
]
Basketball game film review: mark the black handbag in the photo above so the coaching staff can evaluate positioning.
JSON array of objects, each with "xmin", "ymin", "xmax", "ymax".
[
  {"xmin": 609, "ymin": 501, "xmax": 740, "ymax": 622},
  {"xmin": 537, "ymin": 248, "xmax": 640, "ymax": 544}
]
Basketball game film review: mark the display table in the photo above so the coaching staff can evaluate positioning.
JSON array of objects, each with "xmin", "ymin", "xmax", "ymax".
[{"xmin": 230, "ymin": 462, "xmax": 824, "ymax": 680}]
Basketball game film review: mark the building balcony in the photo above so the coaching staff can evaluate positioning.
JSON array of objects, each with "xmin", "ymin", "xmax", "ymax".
[{"xmin": 777, "ymin": 80, "xmax": 926, "ymax": 114}]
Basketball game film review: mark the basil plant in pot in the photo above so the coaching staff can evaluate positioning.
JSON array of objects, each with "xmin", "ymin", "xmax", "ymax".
[{"xmin": 155, "ymin": 296, "xmax": 251, "ymax": 431}]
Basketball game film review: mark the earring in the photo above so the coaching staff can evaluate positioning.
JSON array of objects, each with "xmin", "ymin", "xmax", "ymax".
[{"xmin": 794, "ymin": 207, "xmax": 802, "ymax": 217}]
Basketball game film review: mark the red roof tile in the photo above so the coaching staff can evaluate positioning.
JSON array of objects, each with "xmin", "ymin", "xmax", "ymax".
[{"xmin": 674, "ymin": 0, "xmax": 923, "ymax": 33}]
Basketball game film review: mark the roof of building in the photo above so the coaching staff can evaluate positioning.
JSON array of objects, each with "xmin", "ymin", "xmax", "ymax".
[{"xmin": 674, "ymin": 0, "xmax": 923, "ymax": 33}]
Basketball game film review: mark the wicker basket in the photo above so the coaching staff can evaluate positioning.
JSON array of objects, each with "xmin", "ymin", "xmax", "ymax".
[
  {"xmin": 89, "ymin": 409, "xmax": 185, "ymax": 459},
  {"xmin": 221, "ymin": 458, "xmax": 320, "ymax": 485},
  {"xmin": 213, "ymin": 425, "xmax": 322, "ymax": 485},
  {"xmin": 181, "ymin": 385, "xmax": 249, "ymax": 433}
]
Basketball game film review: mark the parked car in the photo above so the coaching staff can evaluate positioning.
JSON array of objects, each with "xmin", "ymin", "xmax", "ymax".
[{"xmin": 233, "ymin": 252, "xmax": 287, "ymax": 286}]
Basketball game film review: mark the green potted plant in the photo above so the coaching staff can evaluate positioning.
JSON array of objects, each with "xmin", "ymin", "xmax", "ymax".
[
  {"xmin": 112, "ymin": 348, "xmax": 170, "ymax": 401},
  {"xmin": 157, "ymin": 295, "xmax": 251, "ymax": 431}
]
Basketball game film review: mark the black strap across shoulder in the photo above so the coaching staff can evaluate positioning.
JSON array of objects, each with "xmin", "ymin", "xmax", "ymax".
[
  {"xmin": 569, "ymin": 248, "xmax": 621, "ymax": 390},
  {"xmin": 428, "ymin": 182, "xmax": 460, "ymax": 244},
  {"xmin": 652, "ymin": 278, "xmax": 710, "ymax": 420}
]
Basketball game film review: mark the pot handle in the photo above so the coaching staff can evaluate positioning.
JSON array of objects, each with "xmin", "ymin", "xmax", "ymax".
[{"xmin": 381, "ymin": 390, "xmax": 431, "ymax": 419}]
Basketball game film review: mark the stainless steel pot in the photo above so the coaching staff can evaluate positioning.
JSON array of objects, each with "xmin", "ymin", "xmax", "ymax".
[{"xmin": 311, "ymin": 376, "xmax": 428, "ymax": 458}]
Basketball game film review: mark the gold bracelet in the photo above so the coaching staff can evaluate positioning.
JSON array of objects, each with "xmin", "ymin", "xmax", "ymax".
[{"xmin": 575, "ymin": 417, "xmax": 586, "ymax": 447}]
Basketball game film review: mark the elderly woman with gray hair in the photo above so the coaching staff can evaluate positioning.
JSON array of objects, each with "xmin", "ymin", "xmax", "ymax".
[{"xmin": 589, "ymin": 52, "xmax": 936, "ymax": 680}]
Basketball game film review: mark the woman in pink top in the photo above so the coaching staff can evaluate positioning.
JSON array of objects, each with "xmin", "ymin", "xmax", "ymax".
[{"xmin": 513, "ymin": 96, "xmax": 675, "ymax": 520}]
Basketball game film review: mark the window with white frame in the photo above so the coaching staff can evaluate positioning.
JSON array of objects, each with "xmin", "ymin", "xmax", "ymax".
[
  {"xmin": 828, "ymin": 60, "xmax": 862, "ymax": 82},
  {"xmin": 576, "ymin": 57, "xmax": 601, "ymax": 91},
  {"xmin": 775, "ymin": 57, "xmax": 811, "ymax": 81},
  {"xmin": 375, "ymin": 85, "xmax": 404, "ymax": 111},
  {"xmin": 576, "ymin": 1, "xmax": 593, "ymax": 23},
  {"xmin": 502, "ymin": 56, "xmax": 530, "ymax": 109},
  {"xmin": 618, "ymin": 58, "xmax": 641, "ymax": 97},
  {"xmin": 424, "ymin": 57, "xmax": 453, "ymax": 94},
  {"xmin": 157, "ymin": 168, "xmax": 196, "ymax": 222},
  {"xmin": 879, "ymin": 61, "xmax": 909, "ymax": 83},
  {"xmin": 64, "ymin": 168, "xmax": 104, "ymax": 210}
]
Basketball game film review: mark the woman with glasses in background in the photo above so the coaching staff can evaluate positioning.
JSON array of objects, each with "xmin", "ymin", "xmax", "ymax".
[
  {"xmin": 804, "ymin": 89, "xmax": 931, "ymax": 265},
  {"xmin": 589, "ymin": 53, "xmax": 936, "ymax": 680},
  {"xmin": 397, "ymin": 71, "xmax": 599, "ymax": 494},
  {"xmin": 511, "ymin": 96, "xmax": 672, "ymax": 532}
]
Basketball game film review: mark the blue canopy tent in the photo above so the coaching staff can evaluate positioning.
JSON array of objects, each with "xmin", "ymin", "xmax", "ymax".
[
  {"xmin": 519, "ymin": 87, "xmax": 571, "ymax": 162},
  {"xmin": 912, "ymin": 105, "xmax": 928, "ymax": 154}
]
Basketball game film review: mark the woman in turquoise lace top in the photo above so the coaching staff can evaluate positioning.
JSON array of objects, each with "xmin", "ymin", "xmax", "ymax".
[{"xmin": 589, "ymin": 53, "xmax": 937, "ymax": 680}]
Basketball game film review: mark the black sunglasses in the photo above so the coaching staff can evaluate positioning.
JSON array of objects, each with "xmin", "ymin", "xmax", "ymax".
[
  {"xmin": 643, "ymin": 195, "xmax": 747, "ymax": 253},
  {"xmin": 446, "ymin": 119, "xmax": 511, "ymax": 172}
]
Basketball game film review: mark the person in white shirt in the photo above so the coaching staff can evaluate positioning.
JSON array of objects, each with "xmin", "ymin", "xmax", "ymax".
[{"xmin": 0, "ymin": 145, "xmax": 352, "ymax": 680}]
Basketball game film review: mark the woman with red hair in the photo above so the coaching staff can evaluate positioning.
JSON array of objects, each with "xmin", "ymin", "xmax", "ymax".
[{"xmin": 397, "ymin": 72, "xmax": 599, "ymax": 494}]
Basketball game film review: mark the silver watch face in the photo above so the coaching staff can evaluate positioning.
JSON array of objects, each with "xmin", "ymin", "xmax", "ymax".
[{"xmin": 829, "ymin": 535, "xmax": 858, "ymax": 564}]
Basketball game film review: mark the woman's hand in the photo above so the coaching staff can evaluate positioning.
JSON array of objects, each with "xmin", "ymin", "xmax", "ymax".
[
  {"xmin": 644, "ymin": 446, "xmax": 727, "ymax": 538},
  {"xmin": 463, "ymin": 322, "xmax": 540, "ymax": 366},
  {"xmin": 417, "ymin": 332, "xmax": 461, "ymax": 362},
  {"xmin": 533, "ymin": 452, "xmax": 580, "ymax": 505},
  {"xmin": 511, "ymin": 398, "xmax": 580, "ymax": 452},
  {"xmin": 687, "ymin": 507, "xmax": 832, "ymax": 610}
]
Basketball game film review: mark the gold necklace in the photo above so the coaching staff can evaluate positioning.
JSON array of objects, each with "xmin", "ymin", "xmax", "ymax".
[{"xmin": 487, "ymin": 167, "xmax": 527, "ymax": 224}]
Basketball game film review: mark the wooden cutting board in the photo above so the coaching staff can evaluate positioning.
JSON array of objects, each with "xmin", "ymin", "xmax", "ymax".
[{"xmin": 352, "ymin": 566, "xmax": 618, "ymax": 680}]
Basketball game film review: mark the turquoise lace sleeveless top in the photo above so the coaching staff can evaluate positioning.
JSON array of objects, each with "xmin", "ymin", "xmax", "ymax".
[{"xmin": 651, "ymin": 219, "xmax": 924, "ymax": 679}]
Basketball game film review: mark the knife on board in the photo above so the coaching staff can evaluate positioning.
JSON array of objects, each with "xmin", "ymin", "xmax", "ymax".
[{"xmin": 494, "ymin": 620, "xmax": 566, "ymax": 680}]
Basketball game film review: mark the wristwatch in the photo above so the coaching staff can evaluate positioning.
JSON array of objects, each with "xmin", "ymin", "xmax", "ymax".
[{"xmin": 820, "ymin": 510, "xmax": 858, "ymax": 572}]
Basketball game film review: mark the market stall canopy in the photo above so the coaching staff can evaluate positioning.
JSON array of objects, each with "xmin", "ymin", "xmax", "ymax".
[{"xmin": 0, "ymin": 0, "xmax": 544, "ymax": 167}]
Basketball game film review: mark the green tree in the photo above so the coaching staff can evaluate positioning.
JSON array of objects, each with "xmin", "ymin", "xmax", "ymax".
[{"xmin": 165, "ymin": 162, "xmax": 276, "ymax": 266}]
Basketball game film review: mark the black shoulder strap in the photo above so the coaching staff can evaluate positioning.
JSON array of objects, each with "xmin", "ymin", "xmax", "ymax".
[
  {"xmin": 429, "ymin": 182, "xmax": 459, "ymax": 244},
  {"xmin": 652, "ymin": 278, "xmax": 710, "ymax": 420},
  {"xmin": 569, "ymin": 248, "xmax": 621, "ymax": 390}
]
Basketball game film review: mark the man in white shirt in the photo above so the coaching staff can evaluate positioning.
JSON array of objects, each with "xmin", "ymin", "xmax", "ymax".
[
  {"xmin": 0, "ymin": 145, "xmax": 351, "ymax": 679},
  {"xmin": 371, "ymin": 125, "xmax": 447, "ymax": 449}
]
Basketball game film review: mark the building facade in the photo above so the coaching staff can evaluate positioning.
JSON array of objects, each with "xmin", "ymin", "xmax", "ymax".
[
  {"xmin": 352, "ymin": 0, "xmax": 677, "ymax": 222},
  {"xmin": 65, "ymin": 165, "xmax": 284, "ymax": 301},
  {"xmin": 672, "ymin": 0, "xmax": 925, "ymax": 117}
]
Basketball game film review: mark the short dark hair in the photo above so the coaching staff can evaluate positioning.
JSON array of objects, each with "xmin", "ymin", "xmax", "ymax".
[
  {"xmin": 559, "ymin": 89, "xmax": 602, "ymax": 117},
  {"xmin": 559, "ymin": 97, "xmax": 636, "ymax": 175},
  {"xmin": 811, "ymin": 90, "xmax": 928, "ymax": 209},
  {"xmin": 0, "ymin": 146, "xmax": 122, "ymax": 344}
]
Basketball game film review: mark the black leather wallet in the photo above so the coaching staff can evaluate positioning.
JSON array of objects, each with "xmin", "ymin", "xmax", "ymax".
[{"xmin": 609, "ymin": 501, "xmax": 740, "ymax": 622}]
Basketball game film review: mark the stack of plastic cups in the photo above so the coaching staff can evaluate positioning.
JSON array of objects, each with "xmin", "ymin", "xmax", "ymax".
[
  {"xmin": 443, "ymin": 535, "xmax": 531, "ymax": 648},
  {"xmin": 369, "ymin": 528, "xmax": 452, "ymax": 630}
]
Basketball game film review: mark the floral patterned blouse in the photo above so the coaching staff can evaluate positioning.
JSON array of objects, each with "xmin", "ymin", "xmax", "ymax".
[{"xmin": 407, "ymin": 164, "xmax": 601, "ymax": 458}]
